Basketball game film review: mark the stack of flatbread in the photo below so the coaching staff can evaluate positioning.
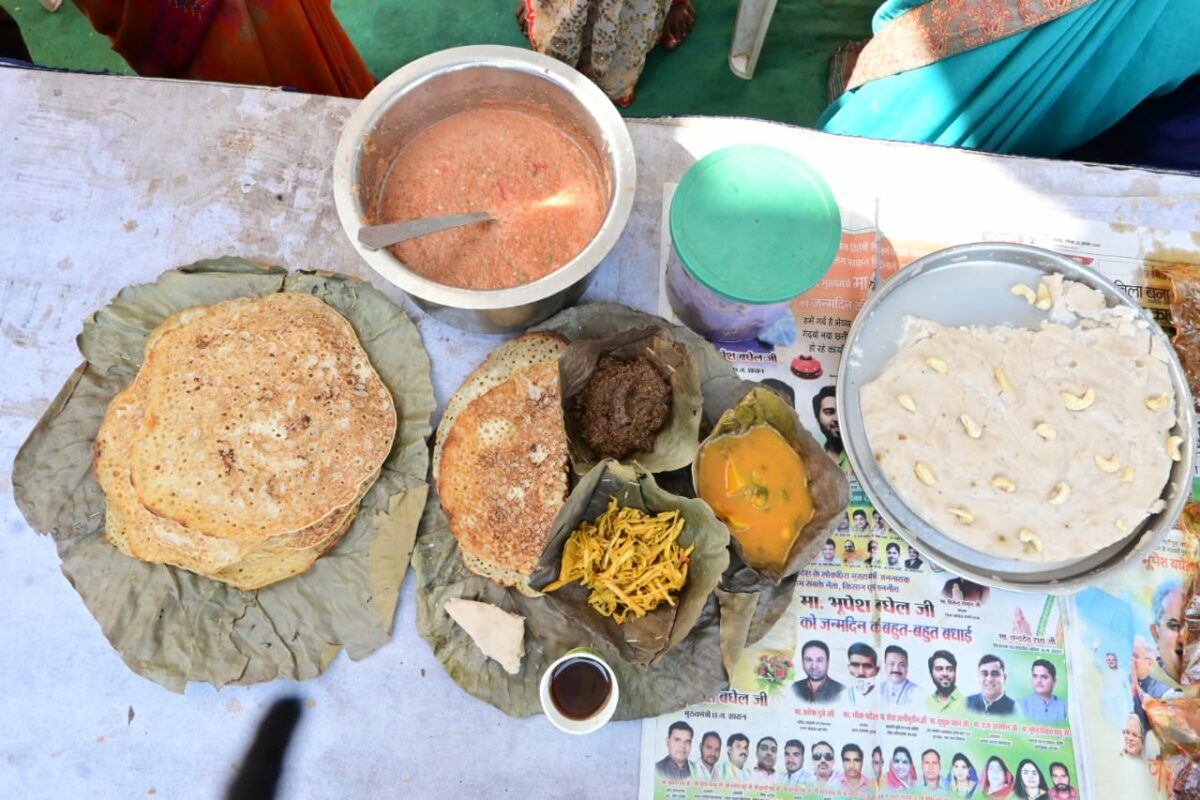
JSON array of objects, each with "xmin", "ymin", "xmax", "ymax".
[
  {"xmin": 434, "ymin": 332, "xmax": 571, "ymax": 596},
  {"xmin": 93, "ymin": 293, "xmax": 397, "ymax": 590}
]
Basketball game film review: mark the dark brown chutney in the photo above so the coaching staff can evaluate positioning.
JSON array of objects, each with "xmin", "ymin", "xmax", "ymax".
[
  {"xmin": 570, "ymin": 355, "xmax": 671, "ymax": 460},
  {"xmin": 549, "ymin": 656, "xmax": 612, "ymax": 720}
]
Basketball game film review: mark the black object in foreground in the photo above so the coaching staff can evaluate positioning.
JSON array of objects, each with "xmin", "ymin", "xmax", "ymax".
[{"xmin": 227, "ymin": 697, "xmax": 303, "ymax": 800}]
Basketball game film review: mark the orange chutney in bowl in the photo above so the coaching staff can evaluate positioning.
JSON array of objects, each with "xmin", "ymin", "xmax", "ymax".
[
  {"xmin": 379, "ymin": 106, "xmax": 608, "ymax": 290},
  {"xmin": 695, "ymin": 424, "xmax": 815, "ymax": 572}
]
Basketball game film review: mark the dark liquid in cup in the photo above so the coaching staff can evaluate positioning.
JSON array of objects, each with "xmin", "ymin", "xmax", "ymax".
[{"xmin": 549, "ymin": 656, "xmax": 612, "ymax": 720}]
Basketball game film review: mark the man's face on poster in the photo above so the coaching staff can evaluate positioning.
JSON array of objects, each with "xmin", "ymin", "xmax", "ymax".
[
  {"xmin": 729, "ymin": 739, "xmax": 749, "ymax": 768},
  {"xmin": 979, "ymin": 659, "xmax": 1006, "ymax": 701},
  {"xmin": 1031, "ymin": 664, "xmax": 1056, "ymax": 698},
  {"xmin": 700, "ymin": 734, "xmax": 721, "ymax": 768},
  {"xmin": 1124, "ymin": 716, "xmax": 1144, "ymax": 756},
  {"xmin": 885, "ymin": 650, "xmax": 908, "ymax": 684},
  {"xmin": 922, "ymin": 752, "xmax": 941, "ymax": 784},
  {"xmin": 667, "ymin": 727, "xmax": 692, "ymax": 765},
  {"xmin": 849, "ymin": 652, "xmax": 878, "ymax": 679},
  {"xmin": 930, "ymin": 657, "xmax": 956, "ymax": 693},
  {"xmin": 784, "ymin": 744, "xmax": 804, "ymax": 774},
  {"xmin": 803, "ymin": 645, "xmax": 829, "ymax": 682},
  {"xmin": 1152, "ymin": 587, "xmax": 1185, "ymax": 678},
  {"xmin": 1106, "ymin": 653, "xmax": 1118, "ymax": 670},
  {"xmin": 756, "ymin": 739, "xmax": 777, "ymax": 771},
  {"xmin": 812, "ymin": 745, "xmax": 835, "ymax": 780},
  {"xmin": 887, "ymin": 544, "xmax": 900, "ymax": 566},
  {"xmin": 1133, "ymin": 641, "xmax": 1156, "ymax": 680},
  {"xmin": 1050, "ymin": 765, "xmax": 1071, "ymax": 791},
  {"xmin": 822, "ymin": 541, "xmax": 836, "ymax": 561},
  {"xmin": 818, "ymin": 396, "xmax": 840, "ymax": 444},
  {"xmin": 843, "ymin": 749, "xmax": 863, "ymax": 779}
]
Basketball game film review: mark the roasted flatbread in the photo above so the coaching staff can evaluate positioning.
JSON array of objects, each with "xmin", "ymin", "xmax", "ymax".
[
  {"xmin": 128, "ymin": 293, "xmax": 396, "ymax": 543},
  {"xmin": 432, "ymin": 331, "xmax": 567, "ymax": 477},
  {"xmin": 95, "ymin": 377, "xmax": 243, "ymax": 574},
  {"xmin": 205, "ymin": 506, "xmax": 359, "ymax": 591},
  {"xmin": 437, "ymin": 361, "xmax": 569, "ymax": 595},
  {"xmin": 95, "ymin": 374, "xmax": 377, "ymax": 578},
  {"xmin": 94, "ymin": 292, "xmax": 396, "ymax": 589}
]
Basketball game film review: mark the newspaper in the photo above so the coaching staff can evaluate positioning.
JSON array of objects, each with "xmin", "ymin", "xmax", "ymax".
[{"xmin": 639, "ymin": 184, "xmax": 1200, "ymax": 800}]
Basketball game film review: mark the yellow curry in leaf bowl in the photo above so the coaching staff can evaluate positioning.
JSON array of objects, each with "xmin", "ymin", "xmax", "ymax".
[{"xmin": 694, "ymin": 386, "xmax": 849, "ymax": 582}]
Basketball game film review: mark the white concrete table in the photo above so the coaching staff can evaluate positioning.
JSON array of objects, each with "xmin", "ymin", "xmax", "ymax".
[{"xmin": 2, "ymin": 66, "xmax": 1198, "ymax": 799}]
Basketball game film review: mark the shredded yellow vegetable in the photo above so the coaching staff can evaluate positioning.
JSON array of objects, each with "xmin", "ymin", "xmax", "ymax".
[{"xmin": 544, "ymin": 496, "xmax": 693, "ymax": 623}]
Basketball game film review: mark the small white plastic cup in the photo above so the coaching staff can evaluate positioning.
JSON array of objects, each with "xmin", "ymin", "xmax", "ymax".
[{"xmin": 539, "ymin": 647, "xmax": 620, "ymax": 734}]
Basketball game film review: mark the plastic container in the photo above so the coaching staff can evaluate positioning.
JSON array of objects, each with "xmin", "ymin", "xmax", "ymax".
[
  {"xmin": 667, "ymin": 145, "xmax": 841, "ymax": 342},
  {"xmin": 729, "ymin": 0, "xmax": 779, "ymax": 79}
]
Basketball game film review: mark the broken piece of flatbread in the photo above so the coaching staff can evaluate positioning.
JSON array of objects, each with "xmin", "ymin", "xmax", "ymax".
[{"xmin": 444, "ymin": 598, "xmax": 526, "ymax": 675}]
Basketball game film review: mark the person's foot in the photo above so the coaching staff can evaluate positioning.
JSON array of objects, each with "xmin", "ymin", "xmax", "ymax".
[{"xmin": 660, "ymin": 0, "xmax": 696, "ymax": 50}]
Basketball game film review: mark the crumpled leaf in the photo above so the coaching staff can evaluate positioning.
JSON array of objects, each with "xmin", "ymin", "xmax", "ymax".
[
  {"xmin": 412, "ymin": 303, "xmax": 799, "ymax": 719},
  {"xmin": 532, "ymin": 302, "xmax": 743, "ymax": 435},
  {"xmin": 537, "ymin": 303, "xmax": 829, "ymax": 595},
  {"xmin": 413, "ymin": 490, "xmax": 729, "ymax": 719},
  {"xmin": 557, "ymin": 326, "xmax": 702, "ymax": 474},
  {"xmin": 11, "ymin": 258, "xmax": 434, "ymax": 692},
  {"xmin": 715, "ymin": 588, "xmax": 759, "ymax": 677},
  {"xmin": 413, "ymin": 487, "xmax": 797, "ymax": 719},
  {"xmin": 696, "ymin": 386, "xmax": 850, "ymax": 584},
  {"xmin": 528, "ymin": 461, "xmax": 729, "ymax": 668}
]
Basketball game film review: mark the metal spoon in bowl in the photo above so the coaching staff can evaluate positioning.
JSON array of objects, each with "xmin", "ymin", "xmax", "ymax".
[{"xmin": 357, "ymin": 212, "xmax": 493, "ymax": 250}]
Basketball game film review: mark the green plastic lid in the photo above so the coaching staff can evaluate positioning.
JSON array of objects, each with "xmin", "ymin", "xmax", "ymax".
[{"xmin": 670, "ymin": 145, "xmax": 842, "ymax": 304}]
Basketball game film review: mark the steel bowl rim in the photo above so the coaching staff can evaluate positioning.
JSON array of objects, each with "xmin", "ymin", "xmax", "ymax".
[
  {"xmin": 332, "ymin": 44, "xmax": 636, "ymax": 311},
  {"xmin": 837, "ymin": 241, "xmax": 1196, "ymax": 594}
]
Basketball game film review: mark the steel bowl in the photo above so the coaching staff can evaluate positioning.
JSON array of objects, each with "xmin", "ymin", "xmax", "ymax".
[
  {"xmin": 333, "ymin": 45, "xmax": 636, "ymax": 333},
  {"xmin": 837, "ymin": 242, "xmax": 1196, "ymax": 593}
]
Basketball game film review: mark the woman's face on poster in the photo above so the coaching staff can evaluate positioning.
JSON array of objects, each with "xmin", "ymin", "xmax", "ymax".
[{"xmin": 1019, "ymin": 762, "xmax": 1039, "ymax": 791}]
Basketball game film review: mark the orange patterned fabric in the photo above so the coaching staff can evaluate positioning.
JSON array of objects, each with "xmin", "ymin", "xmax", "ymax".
[
  {"xmin": 1160, "ymin": 265, "xmax": 1200, "ymax": 409},
  {"xmin": 72, "ymin": 0, "xmax": 375, "ymax": 99},
  {"xmin": 846, "ymin": 0, "xmax": 1095, "ymax": 91}
]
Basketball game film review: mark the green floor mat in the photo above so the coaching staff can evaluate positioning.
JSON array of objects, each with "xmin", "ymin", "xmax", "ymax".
[
  {"xmin": 1, "ymin": 0, "xmax": 875, "ymax": 127},
  {"xmin": 1, "ymin": 2, "xmax": 131, "ymax": 77}
]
